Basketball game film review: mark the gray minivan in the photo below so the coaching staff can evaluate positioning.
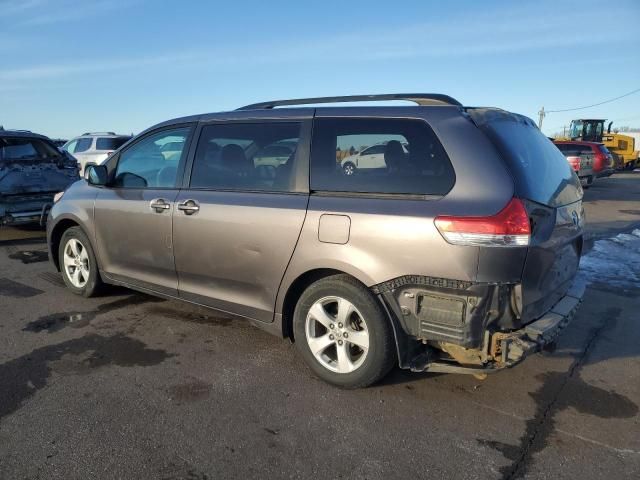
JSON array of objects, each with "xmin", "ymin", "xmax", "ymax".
[{"xmin": 47, "ymin": 94, "xmax": 585, "ymax": 388}]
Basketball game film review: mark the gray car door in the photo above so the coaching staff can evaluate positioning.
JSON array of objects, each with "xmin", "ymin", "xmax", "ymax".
[
  {"xmin": 172, "ymin": 118, "xmax": 311, "ymax": 323},
  {"xmin": 94, "ymin": 125, "xmax": 193, "ymax": 296}
]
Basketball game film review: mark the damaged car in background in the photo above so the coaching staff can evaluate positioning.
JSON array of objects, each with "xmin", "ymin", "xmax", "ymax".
[{"xmin": 1, "ymin": 128, "xmax": 79, "ymax": 226}]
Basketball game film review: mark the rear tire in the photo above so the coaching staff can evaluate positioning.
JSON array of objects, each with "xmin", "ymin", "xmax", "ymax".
[
  {"xmin": 293, "ymin": 274, "xmax": 396, "ymax": 388},
  {"xmin": 58, "ymin": 226, "xmax": 102, "ymax": 297}
]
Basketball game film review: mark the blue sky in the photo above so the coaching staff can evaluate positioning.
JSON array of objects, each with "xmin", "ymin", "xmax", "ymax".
[{"xmin": 1, "ymin": 0, "xmax": 639, "ymax": 139}]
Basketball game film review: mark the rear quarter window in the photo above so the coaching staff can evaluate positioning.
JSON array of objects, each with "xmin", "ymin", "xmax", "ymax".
[
  {"xmin": 310, "ymin": 117, "xmax": 455, "ymax": 196},
  {"xmin": 481, "ymin": 121, "xmax": 582, "ymax": 207}
]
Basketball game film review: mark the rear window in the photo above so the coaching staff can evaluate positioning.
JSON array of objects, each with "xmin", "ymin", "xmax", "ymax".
[
  {"xmin": 597, "ymin": 145, "xmax": 611, "ymax": 155},
  {"xmin": 0, "ymin": 137, "xmax": 61, "ymax": 163},
  {"xmin": 310, "ymin": 118, "xmax": 455, "ymax": 196},
  {"xmin": 480, "ymin": 120, "xmax": 582, "ymax": 207},
  {"xmin": 555, "ymin": 143, "xmax": 591, "ymax": 156},
  {"xmin": 96, "ymin": 137, "xmax": 129, "ymax": 151}
]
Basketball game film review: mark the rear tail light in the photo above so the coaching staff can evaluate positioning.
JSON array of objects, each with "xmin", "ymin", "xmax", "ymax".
[
  {"xmin": 594, "ymin": 151, "xmax": 606, "ymax": 171},
  {"xmin": 567, "ymin": 156, "xmax": 581, "ymax": 172},
  {"xmin": 435, "ymin": 198, "xmax": 531, "ymax": 247}
]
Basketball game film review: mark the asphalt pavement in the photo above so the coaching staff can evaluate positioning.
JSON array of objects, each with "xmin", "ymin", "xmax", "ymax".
[{"xmin": 1, "ymin": 173, "xmax": 639, "ymax": 479}]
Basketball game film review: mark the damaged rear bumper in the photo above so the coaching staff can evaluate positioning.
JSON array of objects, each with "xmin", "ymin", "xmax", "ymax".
[{"xmin": 412, "ymin": 279, "xmax": 586, "ymax": 375}]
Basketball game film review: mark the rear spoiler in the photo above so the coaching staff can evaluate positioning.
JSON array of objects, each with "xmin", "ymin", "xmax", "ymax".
[{"xmin": 464, "ymin": 108, "xmax": 538, "ymax": 129}]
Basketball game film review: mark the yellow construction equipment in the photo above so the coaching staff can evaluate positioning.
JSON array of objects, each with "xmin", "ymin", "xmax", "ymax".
[{"xmin": 557, "ymin": 119, "xmax": 639, "ymax": 169}]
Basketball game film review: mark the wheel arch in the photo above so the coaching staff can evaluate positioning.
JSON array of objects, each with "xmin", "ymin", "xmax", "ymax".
[
  {"xmin": 49, "ymin": 218, "xmax": 94, "ymax": 271},
  {"xmin": 280, "ymin": 268, "xmax": 345, "ymax": 341}
]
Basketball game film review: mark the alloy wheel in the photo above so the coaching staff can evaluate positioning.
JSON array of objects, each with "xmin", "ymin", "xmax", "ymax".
[
  {"xmin": 63, "ymin": 238, "xmax": 90, "ymax": 288},
  {"xmin": 305, "ymin": 296, "xmax": 370, "ymax": 373}
]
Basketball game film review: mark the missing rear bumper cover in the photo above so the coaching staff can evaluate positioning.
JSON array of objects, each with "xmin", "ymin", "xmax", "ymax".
[
  {"xmin": 374, "ymin": 275, "xmax": 509, "ymax": 348},
  {"xmin": 410, "ymin": 279, "xmax": 585, "ymax": 375}
]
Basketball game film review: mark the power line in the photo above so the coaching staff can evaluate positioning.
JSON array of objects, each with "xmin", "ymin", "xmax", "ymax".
[
  {"xmin": 609, "ymin": 114, "xmax": 640, "ymax": 123},
  {"xmin": 546, "ymin": 87, "xmax": 640, "ymax": 113}
]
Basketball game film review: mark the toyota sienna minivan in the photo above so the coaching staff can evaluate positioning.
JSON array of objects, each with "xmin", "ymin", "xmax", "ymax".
[{"xmin": 47, "ymin": 94, "xmax": 585, "ymax": 388}]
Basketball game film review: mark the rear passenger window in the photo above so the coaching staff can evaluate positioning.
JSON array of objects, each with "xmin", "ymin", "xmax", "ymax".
[
  {"xmin": 310, "ymin": 118, "xmax": 454, "ymax": 195},
  {"xmin": 190, "ymin": 123, "xmax": 301, "ymax": 192},
  {"xmin": 96, "ymin": 137, "xmax": 129, "ymax": 151}
]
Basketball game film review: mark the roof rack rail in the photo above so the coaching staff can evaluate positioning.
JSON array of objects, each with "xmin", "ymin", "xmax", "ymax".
[
  {"xmin": 82, "ymin": 131, "xmax": 116, "ymax": 136},
  {"xmin": 237, "ymin": 93, "xmax": 462, "ymax": 110}
]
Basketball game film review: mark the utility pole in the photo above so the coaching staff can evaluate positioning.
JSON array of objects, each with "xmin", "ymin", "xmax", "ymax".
[{"xmin": 538, "ymin": 106, "xmax": 545, "ymax": 129}]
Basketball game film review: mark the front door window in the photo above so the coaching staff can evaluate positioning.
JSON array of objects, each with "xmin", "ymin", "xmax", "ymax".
[{"xmin": 114, "ymin": 127, "xmax": 190, "ymax": 188}]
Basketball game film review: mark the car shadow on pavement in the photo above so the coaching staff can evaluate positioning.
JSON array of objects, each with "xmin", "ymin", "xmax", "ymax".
[{"xmin": 0, "ymin": 333, "xmax": 175, "ymax": 424}]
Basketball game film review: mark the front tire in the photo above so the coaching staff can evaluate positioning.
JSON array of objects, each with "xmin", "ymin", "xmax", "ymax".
[
  {"xmin": 58, "ymin": 226, "xmax": 102, "ymax": 297},
  {"xmin": 293, "ymin": 275, "xmax": 396, "ymax": 388}
]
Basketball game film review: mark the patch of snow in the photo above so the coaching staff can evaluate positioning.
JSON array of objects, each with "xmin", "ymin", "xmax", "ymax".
[{"xmin": 578, "ymin": 229, "xmax": 640, "ymax": 289}]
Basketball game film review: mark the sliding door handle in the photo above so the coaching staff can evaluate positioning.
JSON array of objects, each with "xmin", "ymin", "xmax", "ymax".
[{"xmin": 177, "ymin": 199, "xmax": 200, "ymax": 215}]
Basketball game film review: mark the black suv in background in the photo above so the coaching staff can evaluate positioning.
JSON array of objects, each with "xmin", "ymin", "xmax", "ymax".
[{"xmin": 1, "ymin": 129, "xmax": 79, "ymax": 226}]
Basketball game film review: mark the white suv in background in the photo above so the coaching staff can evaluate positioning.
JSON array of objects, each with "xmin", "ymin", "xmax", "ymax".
[{"xmin": 63, "ymin": 132, "xmax": 131, "ymax": 174}]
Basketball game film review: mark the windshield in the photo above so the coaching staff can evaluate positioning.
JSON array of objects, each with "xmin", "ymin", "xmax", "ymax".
[
  {"xmin": 0, "ymin": 137, "xmax": 62, "ymax": 163},
  {"xmin": 570, "ymin": 120, "xmax": 604, "ymax": 142},
  {"xmin": 569, "ymin": 121, "xmax": 583, "ymax": 139}
]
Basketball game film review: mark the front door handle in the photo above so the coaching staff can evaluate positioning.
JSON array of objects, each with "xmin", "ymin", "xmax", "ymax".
[
  {"xmin": 149, "ymin": 198, "xmax": 171, "ymax": 213},
  {"xmin": 177, "ymin": 199, "xmax": 200, "ymax": 215}
]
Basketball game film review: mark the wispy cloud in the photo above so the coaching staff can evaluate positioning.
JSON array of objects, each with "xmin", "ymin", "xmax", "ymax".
[
  {"xmin": 0, "ymin": 0, "xmax": 138, "ymax": 26},
  {"xmin": 0, "ymin": 52, "xmax": 199, "ymax": 82},
  {"xmin": 0, "ymin": 0, "xmax": 48, "ymax": 17},
  {"xmin": 0, "ymin": 1, "xmax": 635, "ymax": 86}
]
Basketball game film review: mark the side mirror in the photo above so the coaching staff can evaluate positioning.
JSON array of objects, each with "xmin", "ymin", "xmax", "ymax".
[{"xmin": 86, "ymin": 164, "xmax": 108, "ymax": 186}]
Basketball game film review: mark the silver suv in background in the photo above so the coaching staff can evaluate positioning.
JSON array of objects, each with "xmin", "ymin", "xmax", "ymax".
[
  {"xmin": 63, "ymin": 132, "xmax": 131, "ymax": 174},
  {"xmin": 47, "ymin": 94, "xmax": 586, "ymax": 388}
]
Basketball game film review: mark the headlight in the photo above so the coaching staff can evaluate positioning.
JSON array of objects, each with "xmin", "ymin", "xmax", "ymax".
[{"xmin": 53, "ymin": 191, "xmax": 65, "ymax": 203}]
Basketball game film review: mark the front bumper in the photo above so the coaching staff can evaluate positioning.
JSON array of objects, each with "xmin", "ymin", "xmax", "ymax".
[{"xmin": 413, "ymin": 279, "xmax": 586, "ymax": 375}]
